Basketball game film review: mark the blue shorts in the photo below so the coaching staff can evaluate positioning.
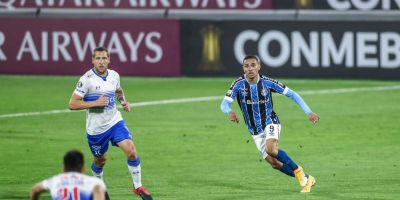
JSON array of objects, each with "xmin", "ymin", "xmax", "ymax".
[{"xmin": 87, "ymin": 120, "xmax": 133, "ymax": 157}]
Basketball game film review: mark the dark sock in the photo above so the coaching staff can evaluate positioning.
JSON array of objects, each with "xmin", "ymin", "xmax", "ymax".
[
  {"xmin": 280, "ymin": 163, "xmax": 295, "ymax": 177},
  {"xmin": 276, "ymin": 149, "xmax": 299, "ymax": 171},
  {"xmin": 91, "ymin": 162, "xmax": 103, "ymax": 173}
]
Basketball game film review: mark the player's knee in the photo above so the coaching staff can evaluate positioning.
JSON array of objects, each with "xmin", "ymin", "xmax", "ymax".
[
  {"xmin": 266, "ymin": 148, "xmax": 278, "ymax": 157},
  {"xmin": 265, "ymin": 157, "xmax": 280, "ymax": 170},
  {"xmin": 126, "ymin": 149, "xmax": 138, "ymax": 160},
  {"xmin": 269, "ymin": 162, "xmax": 281, "ymax": 170},
  {"xmin": 94, "ymin": 156, "xmax": 107, "ymax": 167}
]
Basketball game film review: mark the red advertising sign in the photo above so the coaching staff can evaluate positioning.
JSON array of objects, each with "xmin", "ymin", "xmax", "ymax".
[
  {"xmin": 0, "ymin": 0, "xmax": 272, "ymax": 10},
  {"xmin": 0, "ymin": 18, "xmax": 180, "ymax": 76}
]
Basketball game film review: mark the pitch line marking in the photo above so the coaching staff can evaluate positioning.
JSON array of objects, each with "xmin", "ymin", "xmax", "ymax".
[{"xmin": 0, "ymin": 85, "xmax": 399, "ymax": 119}]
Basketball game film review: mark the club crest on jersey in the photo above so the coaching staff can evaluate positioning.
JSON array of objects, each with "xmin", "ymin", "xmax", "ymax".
[
  {"xmin": 226, "ymin": 90, "xmax": 232, "ymax": 97},
  {"xmin": 261, "ymin": 89, "xmax": 267, "ymax": 96},
  {"xmin": 77, "ymin": 81, "xmax": 83, "ymax": 88}
]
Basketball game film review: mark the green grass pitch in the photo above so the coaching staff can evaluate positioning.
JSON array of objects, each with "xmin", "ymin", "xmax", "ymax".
[{"xmin": 0, "ymin": 75, "xmax": 399, "ymax": 200}]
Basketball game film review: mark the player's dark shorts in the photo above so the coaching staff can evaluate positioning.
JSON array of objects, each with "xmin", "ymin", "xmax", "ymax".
[{"xmin": 87, "ymin": 120, "xmax": 132, "ymax": 157}]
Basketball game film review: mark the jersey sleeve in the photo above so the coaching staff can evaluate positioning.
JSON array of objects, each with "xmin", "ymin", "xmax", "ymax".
[
  {"xmin": 285, "ymin": 88, "xmax": 312, "ymax": 115},
  {"xmin": 221, "ymin": 79, "xmax": 240, "ymax": 114},
  {"xmin": 223, "ymin": 79, "xmax": 241, "ymax": 102},
  {"xmin": 41, "ymin": 177, "xmax": 53, "ymax": 191},
  {"xmin": 74, "ymin": 76, "xmax": 89, "ymax": 98},
  {"xmin": 264, "ymin": 78, "xmax": 289, "ymax": 95}
]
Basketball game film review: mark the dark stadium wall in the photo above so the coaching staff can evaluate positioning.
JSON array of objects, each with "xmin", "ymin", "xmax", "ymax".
[
  {"xmin": 180, "ymin": 20, "xmax": 400, "ymax": 79},
  {"xmin": 0, "ymin": 0, "xmax": 272, "ymax": 9}
]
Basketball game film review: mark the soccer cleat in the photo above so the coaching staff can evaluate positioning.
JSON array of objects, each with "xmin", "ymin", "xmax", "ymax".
[
  {"xmin": 294, "ymin": 166, "xmax": 307, "ymax": 187},
  {"xmin": 301, "ymin": 175, "xmax": 316, "ymax": 193},
  {"xmin": 105, "ymin": 191, "xmax": 111, "ymax": 200},
  {"xmin": 133, "ymin": 186, "xmax": 153, "ymax": 200}
]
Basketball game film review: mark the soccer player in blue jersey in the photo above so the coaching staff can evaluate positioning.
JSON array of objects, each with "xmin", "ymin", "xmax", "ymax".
[
  {"xmin": 68, "ymin": 47, "xmax": 152, "ymax": 200},
  {"xmin": 220, "ymin": 55, "xmax": 320, "ymax": 193}
]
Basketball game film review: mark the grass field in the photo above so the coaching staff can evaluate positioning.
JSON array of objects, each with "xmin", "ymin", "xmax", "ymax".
[{"xmin": 0, "ymin": 75, "xmax": 399, "ymax": 200}]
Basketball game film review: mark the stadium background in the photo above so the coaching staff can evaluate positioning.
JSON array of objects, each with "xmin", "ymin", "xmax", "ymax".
[
  {"xmin": 1, "ymin": 0, "xmax": 400, "ymax": 199},
  {"xmin": 1, "ymin": 0, "xmax": 400, "ymax": 79}
]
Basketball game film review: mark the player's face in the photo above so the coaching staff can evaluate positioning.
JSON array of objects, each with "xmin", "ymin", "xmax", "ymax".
[
  {"xmin": 92, "ymin": 51, "xmax": 110, "ymax": 75},
  {"xmin": 243, "ymin": 58, "xmax": 261, "ymax": 80}
]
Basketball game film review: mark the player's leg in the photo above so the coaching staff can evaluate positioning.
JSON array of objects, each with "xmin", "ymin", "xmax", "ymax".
[
  {"xmin": 118, "ymin": 139, "xmax": 153, "ymax": 200},
  {"xmin": 265, "ymin": 156, "xmax": 294, "ymax": 177},
  {"xmin": 264, "ymin": 124, "xmax": 299, "ymax": 170},
  {"xmin": 265, "ymin": 138, "xmax": 306, "ymax": 184},
  {"xmin": 265, "ymin": 139, "xmax": 316, "ymax": 192},
  {"xmin": 117, "ymin": 139, "xmax": 141, "ymax": 188},
  {"xmin": 265, "ymin": 138, "xmax": 299, "ymax": 171},
  {"xmin": 264, "ymin": 124, "xmax": 308, "ymax": 187},
  {"xmin": 92, "ymin": 155, "xmax": 107, "ymax": 179},
  {"xmin": 111, "ymin": 120, "xmax": 153, "ymax": 200},
  {"xmin": 252, "ymin": 130, "xmax": 294, "ymax": 177},
  {"xmin": 87, "ymin": 131, "xmax": 112, "ymax": 180}
]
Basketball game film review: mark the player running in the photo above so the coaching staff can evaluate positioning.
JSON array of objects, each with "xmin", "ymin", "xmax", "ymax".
[
  {"xmin": 220, "ymin": 55, "xmax": 320, "ymax": 193},
  {"xmin": 68, "ymin": 47, "xmax": 153, "ymax": 200}
]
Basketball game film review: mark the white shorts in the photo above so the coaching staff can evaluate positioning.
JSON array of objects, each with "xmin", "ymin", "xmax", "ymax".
[{"xmin": 252, "ymin": 124, "xmax": 281, "ymax": 159}]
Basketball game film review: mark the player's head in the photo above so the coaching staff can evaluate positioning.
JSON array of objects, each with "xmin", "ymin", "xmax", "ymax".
[
  {"xmin": 92, "ymin": 46, "xmax": 109, "ymax": 58},
  {"xmin": 63, "ymin": 150, "xmax": 84, "ymax": 173},
  {"xmin": 242, "ymin": 55, "xmax": 261, "ymax": 79},
  {"xmin": 92, "ymin": 46, "xmax": 110, "ymax": 75}
]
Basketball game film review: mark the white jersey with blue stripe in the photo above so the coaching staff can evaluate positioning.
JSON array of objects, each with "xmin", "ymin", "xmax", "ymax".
[
  {"xmin": 224, "ymin": 75, "xmax": 289, "ymax": 135},
  {"xmin": 74, "ymin": 68, "xmax": 123, "ymax": 135},
  {"xmin": 42, "ymin": 172, "xmax": 106, "ymax": 200}
]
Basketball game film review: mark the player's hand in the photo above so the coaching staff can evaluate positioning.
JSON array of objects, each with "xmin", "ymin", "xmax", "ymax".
[
  {"xmin": 228, "ymin": 112, "xmax": 240, "ymax": 123},
  {"xmin": 121, "ymin": 101, "xmax": 131, "ymax": 112},
  {"xmin": 95, "ymin": 95, "xmax": 109, "ymax": 107},
  {"xmin": 308, "ymin": 112, "xmax": 320, "ymax": 124}
]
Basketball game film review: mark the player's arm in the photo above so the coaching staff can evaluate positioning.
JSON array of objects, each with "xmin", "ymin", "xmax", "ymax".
[
  {"xmin": 221, "ymin": 80, "xmax": 241, "ymax": 123},
  {"xmin": 92, "ymin": 185, "xmax": 106, "ymax": 200},
  {"xmin": 221, "ymin": 98, "xmax": 240, "ymax": 123},
  {"xmin": 30, "ymin": 182, "xmax": 45, "ymax": 200},
  {"xmin": 68, "ymin": 93, "xmax": 109, "ymax": 110},
  {"xmin": 116, "ymin": 87, "xmax": 130, "ymax": 112},
  {"xmin": 284, "ymin": 88, "xmax": 320, "ymax": 124}
]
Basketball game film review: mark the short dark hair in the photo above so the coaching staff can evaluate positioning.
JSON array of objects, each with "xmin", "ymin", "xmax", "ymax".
[
  {"xmin": 92, "ymin": 46, "xmax": 109, "ymax": 57},
  {"xmin": 243, "ymin": 55, "xmax": 261, "ymax": 64},
  {"xmin": 64, "ymin": 150, "xmax": 84, "ymax": 172}
]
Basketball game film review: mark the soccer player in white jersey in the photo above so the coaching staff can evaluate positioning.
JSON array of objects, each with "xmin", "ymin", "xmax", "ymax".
[
  {"xmin": 30, "ymin": 150, "xmax": 106, "ymax": 200},
  {"xmin": 220, "ymin": 55, "xmax": 320, "ymax": 193},
  {"xmin": 68, "ymin": 47, "xmax": 152, "ymax": 200}
]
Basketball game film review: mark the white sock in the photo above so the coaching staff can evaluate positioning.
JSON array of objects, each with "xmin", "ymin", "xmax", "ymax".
[
  {"xmin": 92, "ymin": 169, "xmax": 104, "ymax": 180},
  {"xmin": 91, "ymin": 162, "xmax": 104, "ymax": 180},
  {"xmin": 128, "ymin": 164, "xmax": 142, "ymax": 189}
]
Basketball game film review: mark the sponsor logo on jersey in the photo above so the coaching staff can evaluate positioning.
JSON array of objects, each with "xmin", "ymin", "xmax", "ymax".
[{"xmin": 246, "ymin": 99, "xmax": 268, "ymax": 105}]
